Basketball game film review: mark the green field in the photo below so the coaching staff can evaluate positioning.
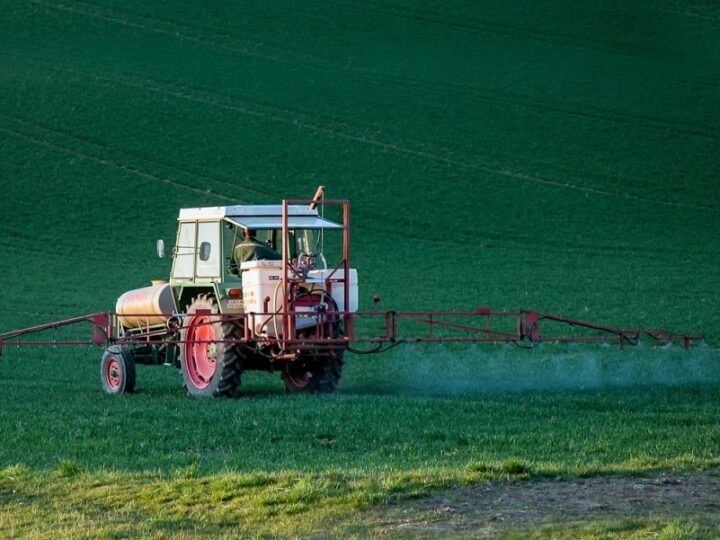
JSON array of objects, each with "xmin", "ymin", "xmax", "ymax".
[{"xmin": 1, "ymin": 0, "xmax": 720, "ymax": 537}]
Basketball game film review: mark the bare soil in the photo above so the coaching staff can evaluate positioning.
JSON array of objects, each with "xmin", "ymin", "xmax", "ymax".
[{"xmin": 373, "ymin": 471, "xmax": 720, "ymax": 537}]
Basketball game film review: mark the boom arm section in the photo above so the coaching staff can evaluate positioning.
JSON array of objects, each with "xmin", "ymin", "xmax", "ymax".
[
  {"xmin": 0, "ymin": 308, "xmax": 704, "ymax": 356},
  {"xmin": 347, "ymin": 309, "xmax": 703, "ymax": 351},
  {"xmin": 0, "ymin": 313, "xmax": 111, "ymax": 356}
]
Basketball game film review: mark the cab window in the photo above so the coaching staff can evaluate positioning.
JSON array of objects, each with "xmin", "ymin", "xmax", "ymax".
[
  {"xmin": 172, "ymin": 222, "xmax": 196, "ymax": 279},
  {"xmin": 196, "ymin": 222, "xmax": 220, "ymax": 277}
]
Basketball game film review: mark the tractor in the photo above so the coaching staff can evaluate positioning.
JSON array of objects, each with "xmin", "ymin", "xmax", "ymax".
[{"xmin": 103, "ymin": 195, "xmax": 357, "ymax": 397}]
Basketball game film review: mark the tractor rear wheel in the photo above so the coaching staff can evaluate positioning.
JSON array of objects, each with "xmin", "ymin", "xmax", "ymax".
[
  {"xmin": 281, "ymin": 321, "xmax": 344, "ymax": 394},
  {"xmin": 100, "ymin": 346, "xmax": 136, "ymax": 394},
  {"xmin": 282, "ymin": 353, "xmax": 343, "ymax": 393},
  {"xmin": 180, "ymin": 294, "xmax": 243, "ymax": 398}
]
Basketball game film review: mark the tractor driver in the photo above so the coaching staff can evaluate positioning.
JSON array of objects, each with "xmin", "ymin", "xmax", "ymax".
[{"xmin": 233, "ymin": 228, "xmax": 282, "ymax": 266}]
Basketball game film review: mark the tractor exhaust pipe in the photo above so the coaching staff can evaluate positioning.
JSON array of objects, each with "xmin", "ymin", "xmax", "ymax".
[{"xmin": 309, "ymin": 185, "xmax": 325, "ymax": 210}]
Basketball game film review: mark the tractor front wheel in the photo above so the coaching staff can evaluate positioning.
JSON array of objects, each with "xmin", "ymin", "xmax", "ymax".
[
  {"xmin": 100, "ymin": 346, "xmax": 136, "ymax": 394},
  {"xmin": 180, "ymin": 294, "xmax": 243, "ymax": 398}
]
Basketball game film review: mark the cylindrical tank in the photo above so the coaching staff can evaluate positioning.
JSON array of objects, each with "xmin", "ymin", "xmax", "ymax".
[{"xmin": 116, "ymin": 283, "xmax": 175, "ymax": 329}]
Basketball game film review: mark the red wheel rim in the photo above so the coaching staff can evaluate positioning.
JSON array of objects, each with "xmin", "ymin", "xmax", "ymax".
[
  {"xmin": 185, "ymin": 315, "xmax": 217, "ymax": 389},
  {"xmin": 105, "ymin": 356, "xmax": 122, "ymax": 390}
]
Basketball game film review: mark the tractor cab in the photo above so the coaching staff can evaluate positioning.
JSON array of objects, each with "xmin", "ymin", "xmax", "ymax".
[{"xmin": 165, "ymin": 204, "xmax": 356, "ymax": 321}]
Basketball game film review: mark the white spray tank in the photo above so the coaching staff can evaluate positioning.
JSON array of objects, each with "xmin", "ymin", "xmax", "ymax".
[{"xmin": 241, "ymin": 261, "xmax": 358, "ymax": 336}]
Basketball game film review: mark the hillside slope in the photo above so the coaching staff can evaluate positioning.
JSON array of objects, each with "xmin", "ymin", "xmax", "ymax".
[{"xmin": 1, "ymin": 0, "xmax": 718, "ymax": 341}]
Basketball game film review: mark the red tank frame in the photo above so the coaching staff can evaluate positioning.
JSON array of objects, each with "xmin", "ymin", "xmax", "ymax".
[{"xmin": 0, "ymin": 199, "xmax": 705, "ymax": 355}]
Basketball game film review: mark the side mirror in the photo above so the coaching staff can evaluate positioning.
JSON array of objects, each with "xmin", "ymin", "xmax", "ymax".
[
  {"xmin": 199, "ymin": 241, "xmax": 211, "ymax": 261},
  {"xmin": 156, "ymin": 239, "xmax": 165, "ymax": 258}
]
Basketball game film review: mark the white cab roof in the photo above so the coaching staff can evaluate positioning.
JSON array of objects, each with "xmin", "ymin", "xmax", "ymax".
[{"xmin": 178, "ymin": 205, "xmax": 342, "ymax": 230}]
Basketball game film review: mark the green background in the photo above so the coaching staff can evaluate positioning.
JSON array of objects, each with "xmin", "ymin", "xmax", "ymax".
[{"xmin": 1, "ymin": 1, "xmax": 719, "ymax": 536}]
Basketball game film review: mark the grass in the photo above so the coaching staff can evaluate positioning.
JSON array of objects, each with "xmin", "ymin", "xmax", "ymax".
[
  {"xmin": 3, "ymin": 464, "xmax": 720, "ymax": 537},
  {"xmin": 2, "ymin": 347, "xmax": 720, "ymax": 536},
  {"xmin": 2, "ymin": 345, "xmax": 720, "ymax": 474},
  {"xmin": 1, "ymin": 0, "xmax": 719, "ymax": 536},
  {"xmin": 0, "ymin": 346, "xmax": 720, "ymax": 474}
]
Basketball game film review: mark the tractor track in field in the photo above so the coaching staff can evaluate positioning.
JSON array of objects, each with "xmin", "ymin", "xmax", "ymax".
[
  {"xmin": 7, "ymin": 104, "xmax": 712, "ymax": 256},
  {"xmin": 0, "ymin": 123, "xmax": 234, "ymax": 201},
  {"xmin": 4, "ymin": 45, "xmax": 719, "ymax": 213},
  {"xmin": 357, "ymin": 217, "xmax": 720, "ymax": 260},
  {"xmin": 377, "ymin": 471, "xmax": 720, "ymax": 536},
  {"xmin": 0, "ymin": 227, "xmax": 125, "ymax": 262},
  {"xmin": 26, "ymin": 0, "xmax": 293, "ymax": 66},
  {"xmin": 0, "ymin": 113, "xmax": 268, "ymax": 202},
  {"xmin": 0, "ymin": 234, "xmax": 46, "ymax": 254},
  {"xmin": 660, "ymin": 5, "xmax": 720, "ymax": 22},
  {"xmin": 0, "ymin": 113, "xmax": 263, "ymax": 203},
  {"xmin": 4, "ymin": 58, "xmax": 718, "ymax": 216},
  {"xmin": 33, "ymin": 0, "xmax": 665, "ymax": 64},
  {"xmin": 23, "ymin": 0, "xmax": 720, "ymax": 144},
  {"xmin": 18, "ymin": 61, "xmax": 717, "ymax": 215},
  {"xmin": 334, "ymin": 0, "xmax": 666, "ymax": 58},
  {"xmin": 3, "ymin": 104, "xmax": 715, "ymax": 257},
  {"xmin": 28, "ymin": 0, "xmax": 640, "ymax": 64}
]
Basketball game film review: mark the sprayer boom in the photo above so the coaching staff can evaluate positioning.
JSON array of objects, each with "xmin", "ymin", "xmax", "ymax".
[
  {"xmin": 0, "ymin": 307, "xmax": 702, "ymax": 356},
  {"xmin": 0, "ymin": 193, "xmax": 704, "ymax": 396}
]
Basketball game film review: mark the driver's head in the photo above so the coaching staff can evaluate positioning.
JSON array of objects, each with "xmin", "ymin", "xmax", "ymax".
[{"xmin": 244, "ymin": 228, "xmax": 257, "ymax": 240}]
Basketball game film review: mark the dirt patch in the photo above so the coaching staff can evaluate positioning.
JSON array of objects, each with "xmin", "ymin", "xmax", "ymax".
[{"xmin": 375, "ymin": 471, "xmax": 720, "ymax": 537}]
